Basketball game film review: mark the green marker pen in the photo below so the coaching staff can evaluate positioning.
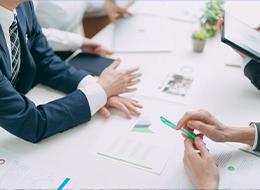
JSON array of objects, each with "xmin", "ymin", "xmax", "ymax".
[{"xmin": 160, "ymin": 116, "xmax": 196, "ymax": 140}]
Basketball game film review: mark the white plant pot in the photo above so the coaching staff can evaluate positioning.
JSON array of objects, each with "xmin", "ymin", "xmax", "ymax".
[{"xmin": 193, "ymin": 39, "xmax": 206, "ymax": 53}]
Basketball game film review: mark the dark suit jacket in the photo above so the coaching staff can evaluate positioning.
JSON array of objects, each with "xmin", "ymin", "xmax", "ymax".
[
  {"xmin": 244, "ymin": 60, "xmax": 260, "ymax": 150},
  {"xmin": 244, "ymin": 59, "xmax": 260, "ymax": 90},
  {"xmin": 0, "ymin": 1, "xmax": 92, "ymax": 143}
]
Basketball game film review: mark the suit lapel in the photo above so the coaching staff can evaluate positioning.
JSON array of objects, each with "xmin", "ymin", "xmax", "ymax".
[
  {"xmin": 0, "ymin": 25, "xmax": 11, "ymax": 73},
  {"xmin": 15, "ymin": 6, "xmax": 36, "ymax": 93},
  {"xmin": 16, "ymin": 7, "xmax": 27, "ymax": 40}
]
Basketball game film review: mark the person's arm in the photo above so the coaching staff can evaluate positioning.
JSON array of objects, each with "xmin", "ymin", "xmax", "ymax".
[
  {"xmin": 28, "ymin": 2, "xmax": 87, "ymax": 93},
  {"xmin": 0, "ymin": 69, "xmax": 91, "ymax": 143},
  {"xmin": 243, "ymin": 59, "xmax": 260, "ymax": 90},
  {"xmin": 42, "ymin": 28, "xmax": 111, "ymax": 55},
  {"xmin": 217, "ymin": 17, "xmax": 260, "ymax": 90},
  {"xmin": 42, "ymin": 28, "xmax": 84, "ymax": 52},
  {"xmin": 0, "ymin": 2, "xmax": 143, "ymax": 144},
  {"xmin": 176, "ymin": 110, "xmax": 257, "ymax": 149},
  {"xmin": 104, "ymin": 0, "xmax": 132, "ymax": 21},
  {"xmin": 183, "ymin": 138, "xmax": 219, "ymax": 189},
  {"xmin": 85, "ymin": 0, "xmax": 133, "ymax": 20}
]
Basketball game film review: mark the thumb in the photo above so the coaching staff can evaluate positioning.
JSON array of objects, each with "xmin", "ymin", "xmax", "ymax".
[
  {"xmin": 110, "ymin": 59, "xmax": 121, "ymax": 70},
  {"xmin": 99, "ymin": 107, "xmax": 111, "ymax": 119},
  {"xmin": 194, "ymin": 137, "xmax": 209, "ymax": 158}
]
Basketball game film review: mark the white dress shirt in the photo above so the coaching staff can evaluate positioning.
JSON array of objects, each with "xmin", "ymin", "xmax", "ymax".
[
  {"xmin": 33, "ymin": 0, "xmax": 104, "ymax": 51},
  {"xmin": 0, "ymin": 6, "xmax": 14, "ymax": 65},
  {"xmin": 0, "ymin": 5, "xmax": 107, "ymax": 116},
  {"xmin": 33, "ymin": 0, "xmax": 133, "ymax": 51}
]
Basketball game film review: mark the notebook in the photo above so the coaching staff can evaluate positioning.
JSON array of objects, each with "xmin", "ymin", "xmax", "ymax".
[
  {"xmin": 221, "ymin": 12, "xmax": 260, "ymax": 63},
  {"xmin": 68, "ymin": 52, "xmax": 114, "ymax": 76}
]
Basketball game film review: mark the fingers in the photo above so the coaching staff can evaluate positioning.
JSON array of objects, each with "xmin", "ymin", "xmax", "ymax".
[
  {"xmin": 125, "ymin": 67, "xmax": 140, "ymax": 75},
  {"xmin": 99, "ymin": 107, "xmax": 111, "ymax": 119},
  {"xmin": 184, "ymin": 138, "xmax": 196, "ymax": 153},
  {"xmin": 94, "ymin": 47, "xmax": 113, "ymax": 56},
  {"xmin": 128, "ymin": 73, "xmax": 142, "ymax": 81},
  {"xmin": 118, "ymin": 8, "xmax": 132, "ymax": 17},
  {"xmin": 124, "ymin": 102, "xmax": 141, "ymax": 117},
  {"xmin": 176, "ymin": 110, "xmax": 212, "ymax": 130},
  {"xmin": 128, "ymin": 79, "xmax": 141, "ymax": 87},
  {"xmin": 127, "ymin": 99, "xmax": 143, "ymax": 109},
  {"xmin": 126, "ymin": 73, "xmax": 142, "ymax": 87},
  {"xmin": 86, "ymin": 42, "xmax": 101, "ymax": 48},
  {"xmin": 107, "ymin": 97, "xmax": 143, "ymax": 119},
  {"xmin": 109, "ymin": 59, "xmax": 121, "ymax": 70},
  {"xmin": 194, "ymin": 137, "xmax": 210, "ymax": 159},
  {"xmin": 124, "ymin": 87, "xmax": 137, "ymax": 93},
  {"xmin": 111, "ymin": 100, "xmax": 132, "ymax": 119},
  {"xmin": 186, "ymin": 120, "xmax": 211, "ymax": 135},
  {"xmin": 217, "ymin": 16, "xmax": 223, "ymax": 33}
]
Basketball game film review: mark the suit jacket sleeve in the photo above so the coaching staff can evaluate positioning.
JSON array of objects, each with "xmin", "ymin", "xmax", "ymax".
[
  {"xmin": 0, "ymin": 2, "xmax": 92, "ymax": 143},
  {"xmin": 28, "ymin": 2, "xmax": 88, "ymax": 94},
  {"xmin": 244, "ymin": 59, "xmax": 260, "ymax": 90},
  {"xmin": 0, "ymin": 70, "xmax": 91, "ymax": 143}
]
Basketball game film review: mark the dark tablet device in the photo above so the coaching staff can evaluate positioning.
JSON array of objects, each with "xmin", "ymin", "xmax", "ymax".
[
  {"xmin": 68, "ymin": 52, "xmax": 114, "ymax": 76},
  {"xmin": 221, "ymin": 12, "xmax": 260, "ymax": 63}
]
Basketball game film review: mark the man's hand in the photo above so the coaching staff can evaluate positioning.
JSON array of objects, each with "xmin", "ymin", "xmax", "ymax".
[
  {"xmin": 99, "ymin": 96, "xmax": 143, "ymax": 119},
  {"xmin": 177, "ymin": 110, "xmax": 255, "ymax": 146},
  {"xmin": 183, "ymin": 138, "xmax": 219, "ymax": 189},
  {"xmin": 177, "ymin": 110, "xmax": 227, "ymax": 142},
  {"xmin": 98, "ymin": 59, "xmax": 141, "ymax": 97},
  {"xmin": 104, "ymin": 0, "xmax": 132, "ymax": 21},
  {"xmin": 81, "ymin": 38, "xmax": 112, "ymax": 56}
]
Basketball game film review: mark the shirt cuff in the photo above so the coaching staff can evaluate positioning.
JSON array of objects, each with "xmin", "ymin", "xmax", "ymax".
[
  {"xmin": 241, "ymin": 57, "xmax": 252, "ymax": 71},
  {"xmin": 79, "ymin": 84, "xmax": 107, "ymax": 116},
  {"xmin": 250, "ymin": 123, "xmax": 258, "ymax": 150},
  {"xmin": 77, "ymin": 75, "xmax": 98, "ymax": 88},
  {"xmin": 78, "ymin": 76, "xmax": 107, "ymax": 116}
]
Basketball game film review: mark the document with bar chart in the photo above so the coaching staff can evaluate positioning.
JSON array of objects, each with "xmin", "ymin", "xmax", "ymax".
[
  {"xmin": 94, "ymin": 118, "xmax": 172, "ymax": 174},
  {"xmin": 205, "ymin": 139, "xmax": 260, "ymax": 189}
]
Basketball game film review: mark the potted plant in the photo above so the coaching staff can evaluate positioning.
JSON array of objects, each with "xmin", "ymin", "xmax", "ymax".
[
  {"xmin": 200, "ymin": 0, "xmax": 224, "ymax": 38},
  {"xmin": 192, "ymin": 30, "xmax": 207, "ymax": 53}
]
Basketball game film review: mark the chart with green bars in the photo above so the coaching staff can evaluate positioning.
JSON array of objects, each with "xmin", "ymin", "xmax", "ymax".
[{"xmin": 131, "ymin": 119, "xmax": 153, "ymax": 134}]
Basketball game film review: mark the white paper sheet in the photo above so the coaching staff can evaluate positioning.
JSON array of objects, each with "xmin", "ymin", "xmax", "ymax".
[
  {"xmin": 113, "ymin": 15, "xmax": 174, "ymax": 53},
  {"xmin": 0, "ymin": 147, "xmax": 74, "ymax": 189},
  {"xmin": 137, "ymin": 64, "xmax": 196, "ymax": 105},
  {"xmin": 129, "ymin": 1, "xmax": 205, "ymax": 23},
  {"xmin": 206, "ymin": 140, "xmax": 260, "ymax": 189},
  {"xmin": 93, "ymin": 117, "xmax": 173, "ymax": 175}
]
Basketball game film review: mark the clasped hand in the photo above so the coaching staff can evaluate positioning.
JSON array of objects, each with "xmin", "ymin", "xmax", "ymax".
[{"xmin": 98, "ymin": 59, "xmax": 142, "ymax": 119}]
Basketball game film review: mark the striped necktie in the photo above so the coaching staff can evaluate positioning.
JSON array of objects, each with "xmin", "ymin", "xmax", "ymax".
[{"xmin": 9, "ymin": 16, "xmax": 21, "ymax": 85}]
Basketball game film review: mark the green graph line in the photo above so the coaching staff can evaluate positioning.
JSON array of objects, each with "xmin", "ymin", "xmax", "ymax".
[
  {"xmin": 97, "ymin": 152, "xmax": 153, "ymax": 170},
  {"xmin": 132, "ymin": 127, "xmax": 153, "ymax": 133}
]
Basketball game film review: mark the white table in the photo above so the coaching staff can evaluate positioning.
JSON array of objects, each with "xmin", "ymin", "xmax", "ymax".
[{"xmin": 1, "ymin": 1, "xmax": 260, "ymax": 189}]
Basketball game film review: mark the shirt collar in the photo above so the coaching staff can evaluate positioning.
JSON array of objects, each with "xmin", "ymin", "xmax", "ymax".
[{"xmin": 0, "ymin": 5, "xmax": 15, "ymax": 33}]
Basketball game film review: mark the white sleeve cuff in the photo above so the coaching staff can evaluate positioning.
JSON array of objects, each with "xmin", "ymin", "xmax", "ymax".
[
  {"xmin": 241, "ymin": 57, "xmax": 252, "ymax": 71},
  {"xmin": 78, "ymin": 76, "xmax": 106, "ymax": 116},
  {"xmin": 250, "ymin": 123, "xmax": 258, "ymax": 150},
  {"xmin": 79, "ymin": 83, "xmax": 107, "ymax": 116},
  {"xmin": 77, "ymin": 75, "xmax": 98, "ymax": 88}
]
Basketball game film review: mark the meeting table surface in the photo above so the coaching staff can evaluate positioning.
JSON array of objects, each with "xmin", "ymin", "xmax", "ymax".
[{"xmin": 0, "ymin": 1, "xmax": 260, "ymax": 189}]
